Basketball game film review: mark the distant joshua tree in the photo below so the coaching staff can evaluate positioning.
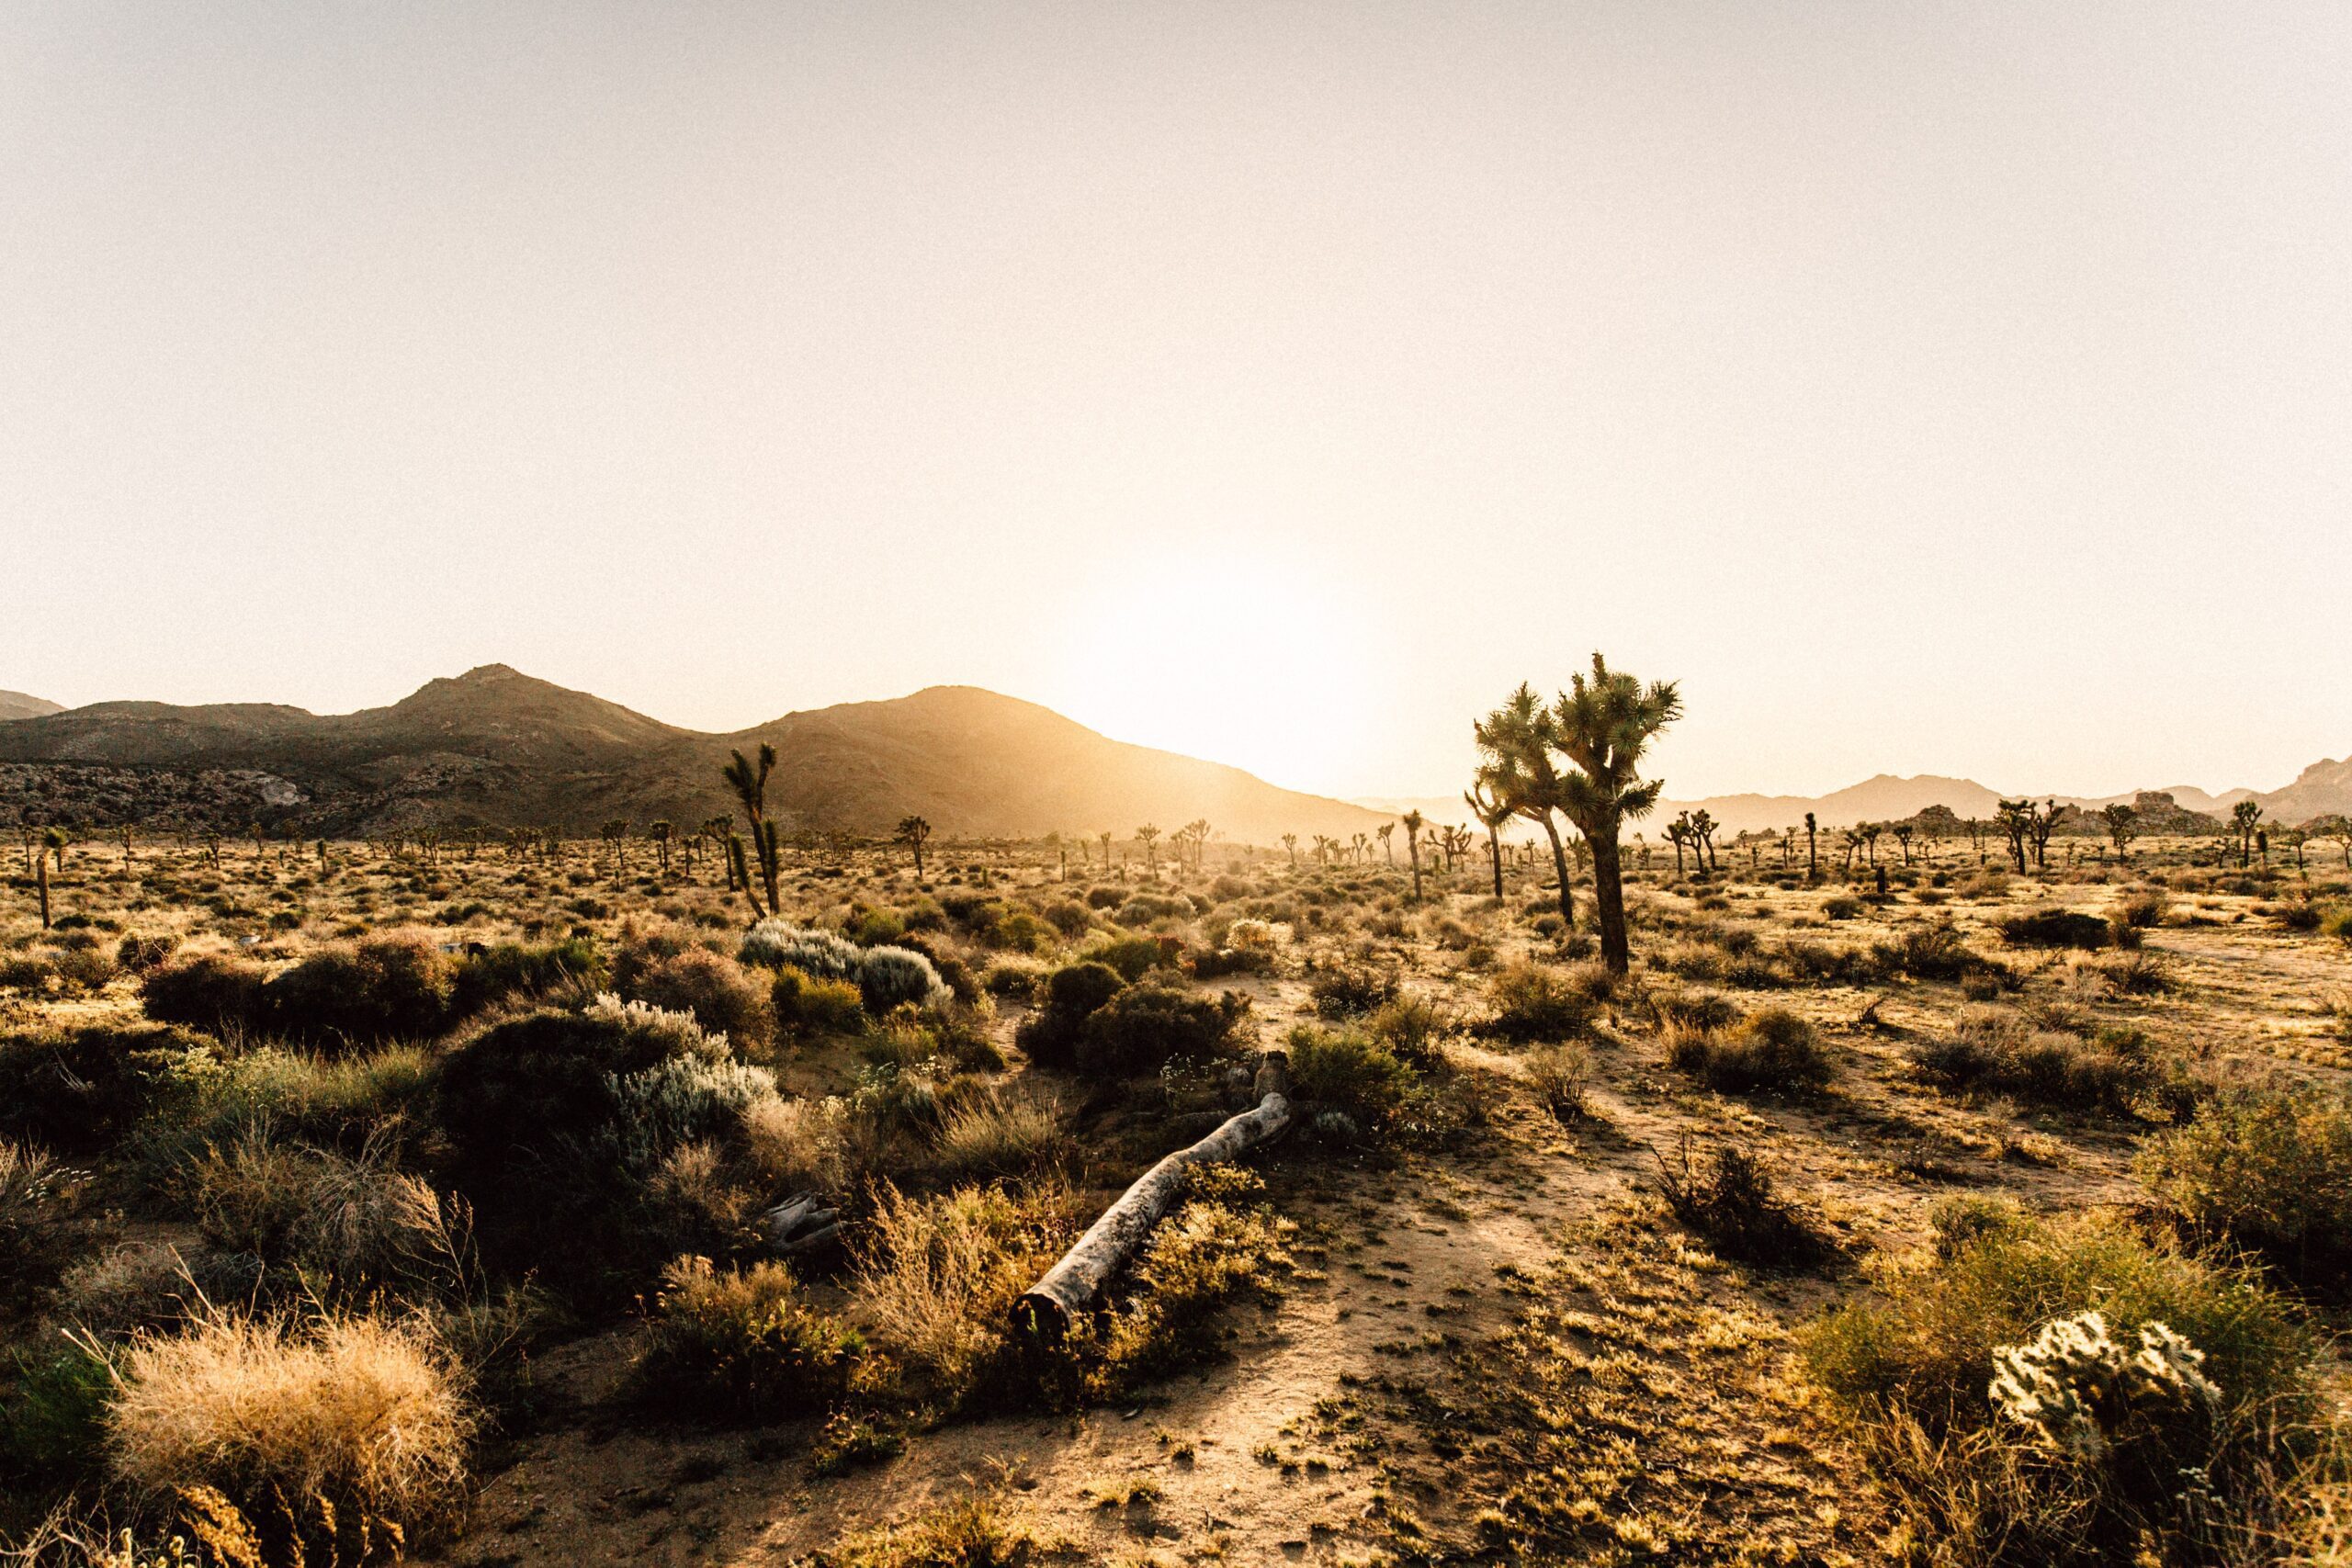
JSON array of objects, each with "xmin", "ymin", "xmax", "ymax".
[
  {"xmin": 2100, "ymin": 803, "xmax": 2138, "ymax": 862},
  {"xmin": 1281, "ymin": 832, "xmax": 1298, "ymax": 867},
  {"xmin": 722, "ymin": 742, "xmax": 784, "ymax": 917},
  {"xmin": 37, "ymin": 826, "xmax": 64, "ymax": 929},
  {"xmin": 1804, "ymin": 811, "xmax": 1817, "ymax": 880},
  {"xmin": 2310, "ymin": 814, "xmax": 2352, "ymax": 869},
  {"xmin": 896, "ymin": 815, "xmax": 933, "ymax": 879},
  {"xmin": 647, "ymin": 819, "xmax": 673, "ymax": 874},
  {"xmin": 1439, "ymin": 822, "xmax": 1474, "ymax": 875},
  {"xmin": 2232, "ymin": 799, "xmax": 2263, "ymax": 868},
  {"xmin": 1664, "ymin": 818, "xmax": 1690, "ymax": 876},
  {"xmin": 1375, "ymin": 822, "xmax": 1394, "ymax": 864},
  {"xmin": 1892, "ymin": 823, "xmax": 1914, "ymax": 865},
  {"xmin": 1539, "ymin": 653, "xmax": 1682, "ymax": 975},
  {"xmin": 1136, "ymin": 824, "xmax": 1161, "ymax": 874},
  {"xmin": 1465, "ymin": 782, "xmax": 1513, "ymax": 900},
  {"xmin": 1401, "ymin": 809, "xmax": 1426, "ymax": 902},
  {"xmin": 1473, "ymin": 684, "xmax": 1576, "ymax": 929}
]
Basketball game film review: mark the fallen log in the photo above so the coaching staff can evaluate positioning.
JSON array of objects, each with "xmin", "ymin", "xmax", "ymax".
[{"xmin": 1012, "ymin": 1055, "xmax": 1293, "ymax": 1339}]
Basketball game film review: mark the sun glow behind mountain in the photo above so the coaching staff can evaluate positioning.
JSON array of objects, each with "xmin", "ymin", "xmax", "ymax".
[{"xmin": 1046, "ymin": 545, "xmax": 1385, "ymax": 799}]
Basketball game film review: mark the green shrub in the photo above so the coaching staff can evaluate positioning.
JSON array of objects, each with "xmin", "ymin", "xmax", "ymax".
[
  {"xmin": 1996, "ymin": 908, "xmax": 2111, "ymax": 950},
  {"xmin": 635, "ymin": 1256, "xmax": 863, "ymax": 1425},
  {"xmin": 1077, "ymin": 934, "xmax": 1167, "ymax": 984},
  {"xmin": 1910, "ymin": 1011, "xmax": 2186, "ymax": 1118},
  {"xmin": 1286, "ymin": 1025, "xmax": 1417, "ymax": 1130},
  {"xmin": 1072, "ymin": 984, "xmax": 1247, "ymax": 1078},
  {"xmin": 1479, "ymin": 960, "xmax": 1596, "ymax": 1042},
  {"xmin": 0, "ymin": 1023, "xmax": 206, "ymax": 1155},
  {"xmin": 2114, "ymin": 888, "xmax": 2169, "ymax": 929},
  {"xmin": 1012, "ymin": 962, "xmax": 1125, "ymax": 1069},
  {"xmin": 263, "ymin": 932, "xmax": 457, "ymax": 1047},
  {"xmin": 1801, "ymin": 1210, "xmax": 2316, "ymax": 1564},
  {"xmin": 771, "ymin": 967, "xmax": 867, "ymax": 1037},
  {"xmin": 141, "ymin": 951, "xmax": 269, "ymax": 1035},
  {"xmin": 2138, "ymin": 1085, "xmax": 2352, "ymax": 1294},
  {"xmin": 1080, "ymin": 1165, "xmax": 1295, "ymax": 1395},
  {"xmin": 856, "ymin": 946, "xmax": 950, "ymax": 1014},
  {"xmin": 449, "ymin": 936, "xmax": 605, "ymax": 1015},
  {"xmin": 0, "ymin": 1337, "xmax": 116, "ymax": 1489}
]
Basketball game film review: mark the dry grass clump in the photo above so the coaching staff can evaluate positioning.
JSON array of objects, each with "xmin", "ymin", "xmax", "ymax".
[
  {"xmin": 1911, "ymin": 1010, "xmax": 2188, "ymax": 1118},
  {"xmin": 108, "ymin": 1305, "xmax": 474, "ymax": 1535},
  {"xmin": 1079, "ymin": 1164, "xmax": 1295, "ymax": 1395},
  {"xmin": 634, "ymin": 1255, "xmax": 864, "ymax": 1425},
  {"xmin": 1522, "ymin": 1042, "xmax": 1591, "ymax": 1122},
  {"xmin": 1666, "ymin": 1006, "xmax": 1831, "ymax": 1094},
  {"xmin": 930, "ymin": 1088, "xmax": 1070, "ymax": 1183},
  {"xmin": 1802, "ymin": 1206, "xmax": 2320, "ymax": 1565},
  {"xmin": 821, "ymin": 1491, "xmax": 1056, "ymax": 1568},
  {"xmin": 1652, "ymin": 1136, "xmax": 1831, "ymax": 1265}
]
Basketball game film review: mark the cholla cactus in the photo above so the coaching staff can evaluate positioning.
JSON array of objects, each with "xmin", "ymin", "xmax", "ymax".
[{"xmin": 1988, "ymin": 1311, "xmax": 2221, "ymax": 1461}]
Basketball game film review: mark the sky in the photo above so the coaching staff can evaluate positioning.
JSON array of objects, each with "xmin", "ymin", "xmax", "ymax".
[{"xmin": 5, "ymin": 3, "xmax": 2348, "ymax": 802}]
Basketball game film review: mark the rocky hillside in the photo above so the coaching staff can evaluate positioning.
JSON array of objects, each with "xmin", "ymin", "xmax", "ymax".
[
  {"xmin": 0, "ymin": 667, "xmax": 1390, "ymax": 844},
  {"xmin": 0, "ymin": 692, "xmax": 61, "ymax": 723}
]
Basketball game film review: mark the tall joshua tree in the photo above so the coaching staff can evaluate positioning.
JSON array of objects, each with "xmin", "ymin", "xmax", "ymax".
[
  {"xmin": 1804, "ymin": 811, "xmax": 1817, "ymax": 880},
  {"xmin": 897, "ymin": 814, "xmax": 933, "ymax": 879},
  {"xmin": 1375, "ymin": 822, "xmax": 1394, "ymax": 864},
  {"xmin": 1465, "ymin": 783, "xmax": 1512, "ymax": 900},
  {"xmin": 1542, "ymin": 653, "xmax": 1681, "ymax": 975},
  {"xmin": 722, "ymin": 742, "xmax": 783, "ymax": 918},
  {"xmin": 37, "ymin": 826, "xmax": 64, "ymax": 929},
  {"xmin": 1474, "ymin": 683, "xmax": 1577, "ymax": 930},
  {"xmin": 1281, "ymin": 832, "xmax": 1298, "ymax": 867},
  {"xmin": 1400, "ymin": 810, "xmax": 1426, "ymax": 902}
]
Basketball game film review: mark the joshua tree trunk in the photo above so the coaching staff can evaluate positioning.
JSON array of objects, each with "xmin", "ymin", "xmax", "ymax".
[
  {"xmin": 1535, "ymin": 816, "xmax": 1576, "ymax": 930},
  {"xmin": 1589, "ymin": 830, "xmax": 1632, "ymax": 975},
  {"xmin": 36, "ymin": 853, "xmax": 51, "ymax": 930},
  {"xmin": 1485, "ymin": 821, "xmax": 1503, "ymax": 899}
]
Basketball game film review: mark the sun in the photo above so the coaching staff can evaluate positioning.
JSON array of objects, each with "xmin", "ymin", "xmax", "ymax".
[{"xmin": 1049, "ymin": 547, "xmax": 1378, "ymax": 796}]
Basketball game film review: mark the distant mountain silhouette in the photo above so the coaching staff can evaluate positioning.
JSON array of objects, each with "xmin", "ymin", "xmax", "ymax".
[
  {"xmin": 0, "ymin": 692, "xmax": 62, "ymax": 723},
  {"xmin": 0, "ymin": 666, "xmax": 1390, "ymax": 843}
]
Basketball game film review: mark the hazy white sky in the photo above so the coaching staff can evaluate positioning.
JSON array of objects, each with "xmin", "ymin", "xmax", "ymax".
[{"xmin": 5, "ymin": 3, "xmax": 2347, "ymax": 800}]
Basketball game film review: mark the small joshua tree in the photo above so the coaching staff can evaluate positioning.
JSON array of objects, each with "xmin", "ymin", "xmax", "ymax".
[
  {"xmin": 38, "ymin": 826, "xmax": 64, "ymax": 929},
  {"xmin": 1466, "ymin": 782, "xmax": 1512, "ymax": 899},
  {"xmin": 2232, "ymin": 799, "xmax": 2263, "ymax": 868},
  {"xmin": 1804, "ymin": 811, "xmax": 1817, "ymax": 880},
  {"xmin": 1136, "ymin": 824, "xmax": 1160, "ymax": 875},
  {"xmin": 1401, "ymin": 810, "xmax": 1425, "ymax": 902},
  {"xmin": 2101, "ymin": 802, "xmax": 2138, "ymax": 862},
  {"xmin": 1376, "ymin": 821, "xmax": 1394, "ymax": 863},
  {"xmin": 722, "ymin": 743, "xmax": 784, "ymax": 918},
  {"xmin": 896, "ymin": 814, "xmax": 933, "ymax": 879}
]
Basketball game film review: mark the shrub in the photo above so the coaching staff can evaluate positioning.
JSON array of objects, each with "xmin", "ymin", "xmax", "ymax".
[
  {"xmin": 930, "ymin": 1089, "xmax": 1069, "ymax": 1183},
  {"xmin": 1996, "ymin": 908, "xmax": 2111, "ymax": 950},
  {"xmin": 0, "ymin": 1140, "xmax": 90, "ymax": 1311},
  {"xmin": 856, "ymin": 946, "xmax": 950, "ymax": 1015},
  {"xmin": 1871, "ymin": 920, "xmax": 1988, "ymax": 982},
  {"xmin": 0, "ymin": 1337, "xmax": 115, "ymax": 1489},
  {"xmin": 771, "ymin": 967, "xmax": 867, "ymax": 1037},
  {"xmin": 449, "ymin": 936, "xmax": 605, "ymax": 1015},
  {"xmin": 1307, "ymin": 963, "xmax": 1399, "ymax": 1019},
  {"xmin": 108, "ymin": 1306, "xmax": 474, "ymax": 1536},
  {"xmin": 1801, "ymin": 1210, "xmax": 2316, "ymax": 1564},
  {"xmin": 1042, "ymin": 901, "xmax": 1092, "ymax": 938},
  {"xmin": 1012, "ymin": 962, "xmax": 1125, "ymax": 1069},
  {"xmin": 1655, "ymin": 1137, "xmax": 1830, "ymax": 1265},
  {"xmin": 1649, "ymin": 986, "xmax": 1740, "ymax": 1033},
  {"xmin": 739, "ymin": 1095, "xmax": 847, "ymax": 1197},
  {"xmin": 850, "ymin": 1182, "xmax": 1075, "ymax": 1409},
  {"xmin": 1363, "ymin": 995, "xmax": 1447, "ymax": 1068},
  {"xmin": 1480, "ymin": 960, "xmax": 1596, "ymax": 1042},
  {"xmin": 1524, "ymin": 1043, "xmax": 1590, "ymax": 1122},
  {"xmin": 2138, "ymin": 1085, "xmax": 2352, "ymax": 1295},
  {"xmin": 255, "ymin": 931, "xmax": 458, "ymax": 1047},
  {"xmin": 2114, "ymin": 888, "xmax": 2170, "ymax": 929},
  {"xmin": 1077, "ymin": 934, "xmax": 1167, "ymax": 984},
  {"xmin": 114, "ymin": 934, "xmax": 178, "ymax": 975},
  {"xmin": 1076, "ymin": 984, "xmax": 1248, "ymax": 1078},
  {"xmin": 634, "ymin": 1255, "xmax": 863, "ymax": 1425},
  {"xmin": 0, "ymin": 1023, "xmax": 206, "ymax": 1155},
  {"xmin": 1285, "ymin": 1026, "xmax": 1417, "ymax": 1131},
  {"xmin": 740, "ymin": 919, "xmax": 863, "ymax": 980},
  {"xmin": 141, "ymin": 952, "xmax": 268, "ymax": 1036},
  {"xmin": 1910, "ymin": 1010, "xmax": 2184, "ymax": 1118},
  {"xmin": 620, "ymin": 944, "xmax": 773, "ymax": 1050},
  {"xmin": 1669, "ymin": 1007, "xmax": 1831, "ymax": 1093}
]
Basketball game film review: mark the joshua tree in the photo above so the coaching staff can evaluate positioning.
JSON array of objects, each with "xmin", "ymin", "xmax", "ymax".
[
  {"xmin": 1859, "ymin": 822, "xmax": 1883, "ymax": 868},
  {"xmin": 1664, "ymin": 818, "xmax": 1690, "ymax": 875},
  {"xmin": 2028, "ymin": 800, "xmax": 2061, "ymax": 870},
  {"xmin": 1892, "ymin": 823, "xmax": 1914, "ymax": 865},
  {"xmin": 1474, "ymin": 683, "xmax": 1576, "ymax": 929},
  {"xmin": 1401, "ymin": 809, "xmax": 1426, "ymax": 902},
  {"xmin": 647, "ymin": 819, "xmax": 673, "ymax": 874},
  {"xmin": 1439, "ymin": 823, "xmax": 1474, "ymax": 874},
  {"xmin": 1183, "ymin": 819, "xmax": 1212, "ymax": 871},
  {"xmin": 1351, "ymin": 832, "xmax": 1368, "ymax": 865},
  {"xmin": 1465, "ymin": 783, "xmax": 1512, "ymax": 900},
  {"xmin": 1839, "ymin": 828, "xmax": 1863, "ymax": 874},
  {"xmin": 722, "ymin": 743, "xmax": 784, "ymax": 917},
  {"xmin": 1281, "ymin": 832, "xmax": 1298, "ymax": 867},
  {"xmin": 598, "ymin": 818, "xmax": 631, "ymax": 881},
  {"xmin": 2232, "ymin": 799, "xmax": 2263, "ymax": 868},
  {"xmin": 118, "ymin": 824, "xmax": 134, "ymax": 871},
  {"xmin": 1995, "ymin": 799, "xmax": 2035, "ymax": 874},
  {"xmin": 2310, "ymin": 814, "xmax": 2352, "ymax": 869},
  {"xmin": 1098, "ymin": 830, "xmax": 1114, "ymax": 872},
  {"xmin": 1688, "ymin": 808, "xmax": 1719, "ymax": 874},
  {"xmin": 1136, "ymin": 824, "xmax": 1160, "ymax": 874},
  {"xmin": 896, "ymin": 815, "xmax": 933, "ymax": 879},
  {"xmin": 2100, "ymin": 803, "xmax": 2138, "ymax": 862},
  {"xmin": 1534, "ymin": 653, "xmax": 1682, "ymax": 975},
  {"xmin": 1375, "ymin": 822, "xmax": 1394, "ymax": 863}
]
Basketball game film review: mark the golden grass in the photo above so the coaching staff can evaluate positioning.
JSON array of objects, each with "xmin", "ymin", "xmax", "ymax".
[{"xmin": 108, "ymin": 1306, "xmax": 473, "ymax": 1528}]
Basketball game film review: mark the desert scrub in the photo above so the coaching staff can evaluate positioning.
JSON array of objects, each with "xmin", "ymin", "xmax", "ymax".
[
  {"xmin": 259, "ymin": 931, "xmax": 458, "ymax": 1047},
  {"xmin": 1306, "ymin": 960, "xmax": 1400, "ymax": 1019},
  {"xmin": 1285, "ymin": 1024, "xmax": 1419, "ymax": 1134},
  {"xmin": 1522, "ymin": 1042, "xmax": 1591, "ymax": 1121},
  {"xmin": 849, "ymin": 1181, "xmax": 1076, "ymax": 1410},
  {"xmin": 1996, "ymin": 908, "xmax": 2112, "ymax": 950},
  {"xmin": 0, "ymin": 1022, "xmax": 212, "ymax": 1156},
  {"xmin": 140, "ymin": 951, "xmax": 269, "ymax": 1036},
  {"xmin": 1011, "ymin": 961, "xmax": 1125, "ymax": 1068},
  {"xmin": 1069, "ymin": 982, "xmax": 1248, "ymax": 1078},
  {"xmin": 1653, "ymin": 1136, "xmax": 1830, "ymax": 1265},
  {"xmin": 1076, "ymin": 1165, "xmax": 1295, "ymax": 1396},
  {"xmin": 771, "ymin": 965, "xmax": 868, "ymax": 1037},
  {"xmin": 928, "ymin": 1088, "xmax": 1070, "ymax": 1183},
  {"xmin": 1910, "ymin": 1010, "xmax": 2189, "ymax": 1118},
  {"xmin": 616, "ymin": 941, "xmax": 774, "ymax": 1051},
  {"xmin": 2137, "ymin": 1084, "xmax": 2352, "ymax": 1295},
  {"xmin": 1479, "ymin": 958, "xmax": 1598, "ymax": 1042},
  {"xmin": 107, "ymin": 1304, "xmax": 475, "ymax": 1541},
  {"xmin": 634, "ymin": 1255, "xmax": 864, "ymax": 1425},
  {"xmin": 1802, "ymin": 1208, "xmax": 2318, "ymax": 1565},
  {"xmin": 1666, "ymin": 1006, "xmax": 1831, "ymax": 1094}
]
